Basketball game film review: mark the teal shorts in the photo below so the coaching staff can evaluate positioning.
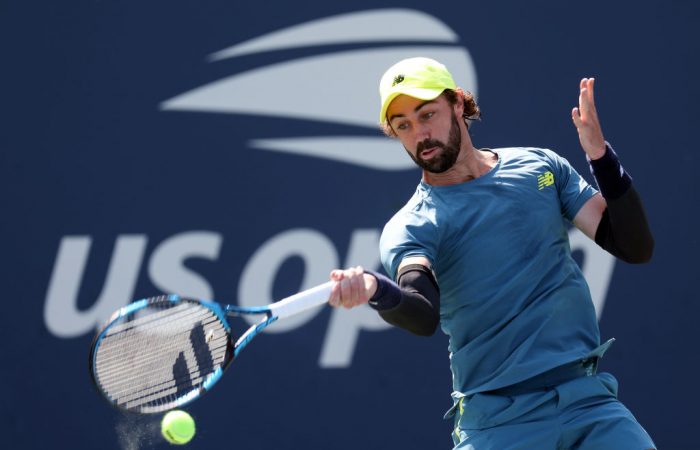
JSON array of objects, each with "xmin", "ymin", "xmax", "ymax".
[{"xmin": 451, "ymin": 373, "xmax": 655, "ymax": 450}]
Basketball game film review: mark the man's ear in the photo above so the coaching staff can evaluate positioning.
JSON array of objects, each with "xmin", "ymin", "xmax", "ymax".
[{"xmin": 453, "ymin": 88, "xmax": 466, "ymax": 116}]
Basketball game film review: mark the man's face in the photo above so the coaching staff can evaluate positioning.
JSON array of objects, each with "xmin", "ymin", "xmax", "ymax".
[{"xmin": 386, "ymin": 94, "xmax": 463, "ymax": 173}]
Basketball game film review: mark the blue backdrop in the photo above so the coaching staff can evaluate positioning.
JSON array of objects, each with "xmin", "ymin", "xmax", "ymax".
[{"xmin": 2, "ymin": 1, "xmax": 698, "ymax": 449}]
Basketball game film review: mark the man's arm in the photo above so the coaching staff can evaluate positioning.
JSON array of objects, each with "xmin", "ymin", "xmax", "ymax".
[
  {"xmin": 328, "ymin": 257, "xmax": 440, "ymax": 336},
  {"xmin": 574, "ymin": 182, "xmax": 654, "ymax": 264},
  {"xmin": 571, "ymin": 78, "xmax": 654, "ymax": 263}
]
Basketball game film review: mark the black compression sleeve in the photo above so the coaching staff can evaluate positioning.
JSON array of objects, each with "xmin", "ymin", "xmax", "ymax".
[
  {"xmin": 594, "ymin": 186, "xmax": 654, "ymax": 263},
  {"xmin": 365, "ymin": 266, "xmax": 440, "ymax": 336},
  {"xmin": 588, "ymin": 143, "xmax": 654, "ymax": 263}
]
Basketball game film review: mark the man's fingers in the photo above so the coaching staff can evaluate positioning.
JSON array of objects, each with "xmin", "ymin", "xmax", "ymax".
[
  {"xmin": 572, "ymin": 107, "xmax": 581, "ymax": 126},
  {"xmin": 329, "ymin": 266, "xmax": 371, "ymax": 309},
  {"xmin": 329, "ymin": 283, "xmax": 341, "ymax": 307},
  {"xmin": 345, "ymin": 268, "xmax": 360, "ymax": 308},
  {"xmin": 339, "ymin": 277, "xmax": 352, "ymax": 306},
  {"xmin": 578, "ymin": 78, "xmax": 598, "ymax": 118},
  {"xmin": 579, "ymin": 87, "xmax": 589, "ymax": 116},
  {"xmin": 587, "ymin": 78, "xmax": 596, "ymax": 103},
  {"xmin": 330, "ymin": 270, "xmax": 345, "ymax": 281}
]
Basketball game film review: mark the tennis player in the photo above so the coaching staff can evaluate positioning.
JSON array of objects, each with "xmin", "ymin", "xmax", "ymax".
[{"xmin": 328, "ymin": 57, "xmax": 655, "ymax": 449}]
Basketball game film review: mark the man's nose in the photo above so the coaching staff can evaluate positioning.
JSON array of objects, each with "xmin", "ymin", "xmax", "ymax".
[{"xmin": 414, "ymin": 122, "xmax": 431, "ymax": 142}]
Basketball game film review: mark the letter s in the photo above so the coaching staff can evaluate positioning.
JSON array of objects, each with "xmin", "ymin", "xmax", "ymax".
[{"xmin": 148, "ymin": 231, "xmax": 222, "ymax": 300}]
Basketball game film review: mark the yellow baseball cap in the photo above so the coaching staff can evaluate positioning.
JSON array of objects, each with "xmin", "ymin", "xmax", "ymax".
[{"xmin": 378, "ymin": 57, "xmax": 457, "ymax": 124}]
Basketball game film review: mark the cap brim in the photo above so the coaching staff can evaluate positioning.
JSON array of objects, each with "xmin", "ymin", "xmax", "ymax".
[{"xmin": 379, "ymin": 87, "xmax": 446, "ymax": 123}]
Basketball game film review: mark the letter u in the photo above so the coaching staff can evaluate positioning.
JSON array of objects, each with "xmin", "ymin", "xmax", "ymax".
[{"xmin": 44, "ymin": 235, "xmax": 147, "ymax": 338}]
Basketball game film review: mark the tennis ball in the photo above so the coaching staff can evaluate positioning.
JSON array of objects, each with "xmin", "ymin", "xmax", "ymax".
[{"xmin": 161, "ymin": 410, "xmax": 195, "ymax": 445}]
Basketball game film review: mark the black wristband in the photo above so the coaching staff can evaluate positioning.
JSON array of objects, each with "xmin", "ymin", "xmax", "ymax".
[
  {"xmin": 364, "ymin": 269, "xmax": 402, "ymax": 310},
  {"xmin": 588, "ymin": 142, "xmax": 632, "ymax": 200}
]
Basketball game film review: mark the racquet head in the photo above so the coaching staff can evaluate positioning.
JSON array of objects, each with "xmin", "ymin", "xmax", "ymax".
[{"xmin": 89, "ymin": 295, "xmax": 233, "ymax": 414}]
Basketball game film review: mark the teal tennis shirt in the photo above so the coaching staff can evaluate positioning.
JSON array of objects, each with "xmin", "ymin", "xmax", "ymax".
[{"xmin": 380, "ymin": 147, "xmax": 600, "ymax": 400}]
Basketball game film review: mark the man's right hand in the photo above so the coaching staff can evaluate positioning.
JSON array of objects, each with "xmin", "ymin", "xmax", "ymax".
[{"xmin": 328, "ymin": 266, "xmax": 378, "ymax": 309}]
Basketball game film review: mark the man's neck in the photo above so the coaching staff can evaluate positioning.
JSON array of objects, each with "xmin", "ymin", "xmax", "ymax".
[{"xmin": 422, "ymin": 147, "xmax": 498, "ymax": 186}]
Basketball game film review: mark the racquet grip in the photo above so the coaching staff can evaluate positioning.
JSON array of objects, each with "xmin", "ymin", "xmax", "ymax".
[{"xmin": 268, "ymin": 281, "xmax": 334, "ymax": 319}]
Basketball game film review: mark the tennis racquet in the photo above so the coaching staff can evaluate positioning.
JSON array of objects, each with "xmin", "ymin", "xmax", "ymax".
[{"xmin": 89, "ymin": 281, "xmax": 333, "ymax": 414}]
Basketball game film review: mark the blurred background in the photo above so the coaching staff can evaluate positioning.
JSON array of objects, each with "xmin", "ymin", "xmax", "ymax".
[{"xmin": 1, "ymin": 1, "xmax": 698, "ymax": 448}]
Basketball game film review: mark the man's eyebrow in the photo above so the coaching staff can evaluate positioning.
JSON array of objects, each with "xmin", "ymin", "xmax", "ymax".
[{"xmin": 388, "ymin": 99, "xmax": 438, "ymax": 123}]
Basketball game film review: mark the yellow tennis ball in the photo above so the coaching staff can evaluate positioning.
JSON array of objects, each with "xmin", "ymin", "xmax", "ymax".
[{"xmin": 161, "ymin": 410, "xmax": 195, "ymax": 445}]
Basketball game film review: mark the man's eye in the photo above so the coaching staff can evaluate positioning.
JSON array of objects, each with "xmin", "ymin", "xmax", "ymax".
[
  {"xmin": 396, "ymin": 122, "xmax": 409, "ymax": 130},
  {"xmin": 423, "ymin": 111, "xmax": 435, "ymax": 120}
]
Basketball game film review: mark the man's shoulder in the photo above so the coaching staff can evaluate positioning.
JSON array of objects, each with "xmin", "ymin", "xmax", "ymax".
[
  {"xmin": 385, "ymin": 187, "xmax": 432, "ymax": 226},
  {"xmin": 381, "ymin": 184, "xmax": 445, "ymax": 239},
  {"xmin": 493, "ymin": 146, "xmax": 558, "ymax": 159},
  {"xmin": 492, "ymin": 147, "xmax": 566, "ymax": 171}
]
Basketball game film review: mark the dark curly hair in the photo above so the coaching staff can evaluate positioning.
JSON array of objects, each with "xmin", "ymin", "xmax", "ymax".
[{"xmin": 380, "ymin": 88, "xmax": 481, "ymax": 138}]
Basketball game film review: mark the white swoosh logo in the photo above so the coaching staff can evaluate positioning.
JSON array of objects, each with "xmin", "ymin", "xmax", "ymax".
[
  {"xmin": 207, "ymin": 8, "xmax": 458, "ymax": 61},
  {"xmin": 160, "ymin": 9, "xmax": 477, "ymax": 171},
  {"xmin": 250, "ymin": 136, "xmax": 417, "ymax": 170}
]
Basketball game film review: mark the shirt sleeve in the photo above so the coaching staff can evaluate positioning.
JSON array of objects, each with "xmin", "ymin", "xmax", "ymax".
[
  {"xmin": 542, "ymin": 149, "xmax": 598, "ymax": 221},
  {"xmin": 379, "ymin": 207, "xmax": 440, "ymax": 280}
]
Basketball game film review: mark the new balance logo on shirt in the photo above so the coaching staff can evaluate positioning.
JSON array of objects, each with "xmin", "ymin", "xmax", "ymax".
[{"xmin": 538, "ymin": 171, "xmax": 554, "ymax": 190}]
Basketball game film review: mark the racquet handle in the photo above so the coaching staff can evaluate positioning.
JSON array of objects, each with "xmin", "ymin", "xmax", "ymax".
[{"xmin": 268, "ymin": 281, "xmax": 334, "ymax": 319}]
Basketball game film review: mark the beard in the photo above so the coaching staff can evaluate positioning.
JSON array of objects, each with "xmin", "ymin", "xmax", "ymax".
[{"xmin": 405, "ymin": 112, "xmax": 462, "ymax": 173}]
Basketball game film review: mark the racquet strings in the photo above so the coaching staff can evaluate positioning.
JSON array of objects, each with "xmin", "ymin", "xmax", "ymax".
[{"xmin": 93, "ymin": 298, "xmax": 229, "ymax": 413}]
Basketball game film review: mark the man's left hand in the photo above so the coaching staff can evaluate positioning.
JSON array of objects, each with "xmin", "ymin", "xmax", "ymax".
[{"xmin": 572, "ymin": 78, "xmax": 607, "ymax": 160}]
